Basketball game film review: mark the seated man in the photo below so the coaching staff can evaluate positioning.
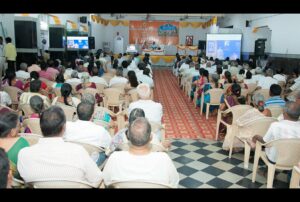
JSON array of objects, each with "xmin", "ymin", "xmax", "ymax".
[
  {"xmin": 18, "ymin": 106, "xmax": 103, "ymax": 188},
  {"xmin": 251, "ymin": 101, "xmax": 300, "ymax": 163},
  {"xmin": 103, "ymin": 117, "xmax": 179, "ymax": 188},
  {"xmin": 16, "ymin": 63, "xmax": 30, "ymax": 80},
  {"xmin": 65, "ymin": 71, "xmax": 82, "ymax": 85},
  {"xmin": 128, "ymin": 83, "xmax": 162, "ymax": 124},
  {"xmin": 264, "ymin": 84, "xmax": 285, "ymax": 108},
  {"xmin": 256, "ymin": 68, "xmax": 278, "ymax": 90},
  {"xmin": 19, "ymin": 79, "xmax": 51, "ymax": 109},
  {"xmin": 89, "ymin": 66, "xmax": 108, "ymax": 86},
  {"xmin": 109, "ymin": 68, "xmax": 128, "ymax": 87},
  {"xmin": 64, "ymin": 102, "xmax": 112, "ymax": 166}
]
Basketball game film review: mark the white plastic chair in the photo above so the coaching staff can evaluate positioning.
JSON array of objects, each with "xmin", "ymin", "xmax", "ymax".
[
  {"xmin": 200, "ymin": 88, "xmax": 223, "ymax": 120},
  {"xmin": 18, "ymin": 133, "xmax": 43, "ymax": 145},
  {"xmin": 107, "ymin": 181, "xmax": 172, "ymax": 188},
  {"xmin": 252, "ymin": 139, "xmax": 300, "ymax": 188},
  {"xmin": 22, "ymin": 118, "xmax": 43, "ymax": 136},
  {"xmin": 28, "ymin": 180, "xmax": 94, "ymax": 188},
  {"xmin": 266, "ymin": 105, "xmax": 284, "ymax": 118},
  {"xmin": 59, "ymin": 105, "xmax": 77, "ymax": 122},
  {"xmin": 290, "ymin": 165, "xmax": 300, "ymax": 188}
]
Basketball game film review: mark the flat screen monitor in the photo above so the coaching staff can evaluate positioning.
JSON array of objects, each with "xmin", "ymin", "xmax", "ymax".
[
  {"xmin": 206, "ymin": 34, "xmax": 242, "ymax": 60},
  {"xmin": 67, "ymin": 36, "xmax": 89, "ymax": 50}
]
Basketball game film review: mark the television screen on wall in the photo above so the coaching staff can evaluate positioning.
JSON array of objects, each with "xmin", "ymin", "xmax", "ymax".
[
  {"xmin": 206, "ymin": 34, "xmax": 242, "ymax": 60},
  {"xmin": 67, "ymin": 36, "xmax": 89, "ymax": 50}
]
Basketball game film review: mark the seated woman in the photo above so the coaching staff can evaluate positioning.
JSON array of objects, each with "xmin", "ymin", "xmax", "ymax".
[
  {"xmin": 125, "ymin": 71, "xmax": 139, "ymax": 90},
  {"xmin": 194, "ymin": 69, "xmax": 209, "ymax": 107},
  {"xmin": 52, "ymin": 83, "xmax": 81, "ymax": 107},
  {"xmin": 0, "ymin": 111, "xmax": 30, "ymax": 179},
  {"xmin": 190, "ymin": 68, "xmax": 203, "ymax": 100},
  {"xmin": 110, "ymin": 108, "xmax": 170, "ymax": 152},
  {"xmin": 76, "ymin": 72, "xmax": 102, "ymax": 105},
  {"xmin": 24, "ymin": 96, "xmax": 44, "ymax": 133},
  {"xmin": 24, "ymin": 71, "xmax": 49, "ymax": 96},
  {"xmin": 52, "ymin": 73, "xmax": 65, "ymax": 89},
  {"xmin": 202, "ymin": 75, "xmax": 224, "ymax": 115},
  {"xmin": 2, "ymin": 69, "xmax": 24, "ymax": 91},
  {"xmin": 219, "ymin": 83, "xmax": 246, "ymax": 140}
]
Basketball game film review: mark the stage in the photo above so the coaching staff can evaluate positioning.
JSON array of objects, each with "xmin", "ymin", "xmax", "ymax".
[{"xmin": 140, "ymin": 55, "xmax": 199, "ymax": 66}]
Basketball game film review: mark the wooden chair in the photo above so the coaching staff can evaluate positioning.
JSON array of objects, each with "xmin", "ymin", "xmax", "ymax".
[
  {"xmin": 252, "ymin": 139, "xmax": 300, "ymax": 188},
  {"xmin": 3, "ymin": 86, "xmax": 23, "ymax": 109},
  {"xmin": 235, "ymin": 117, "xmax": 278, "ymax": 168},
  {"xmin": 107, "ymin": 181, "xmax": 172, "ymax": 188},
  {"xmin": 290, "ymin": 165, "xmax": 300, "ymax": 188},
  {"xmin": 215, "ymin": 104, "xmax": 253, "ymax": 153},
  {"xmin": 22, "ymin": 118, "xmax": 43, "ymax": 136},
  {"xmin": 200, "ymin": 88, "xmax": 223, "ymax": 120},
  {"xmin": 266, "ymin": 105, "xmax": 284, "ymax": 118}
]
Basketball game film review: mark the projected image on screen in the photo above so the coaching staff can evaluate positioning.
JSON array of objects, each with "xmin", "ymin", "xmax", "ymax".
[
  {"xmin": 67, "ymin": 36, "xmax": 89, "ymax": 50},
  {"xmin": 206, "ymin": 34, "xmax": 242, "ymax": 60}
]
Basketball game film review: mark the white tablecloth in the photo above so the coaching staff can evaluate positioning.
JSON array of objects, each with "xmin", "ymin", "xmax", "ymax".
[{"xmin": 142, "ymin": 50, "xmax": 165, "ymax": 55}]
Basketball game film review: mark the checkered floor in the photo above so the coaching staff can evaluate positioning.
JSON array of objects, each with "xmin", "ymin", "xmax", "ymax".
[{"xmin": 169, "ymin": 138, "xmax": 290, "ymax": 188}]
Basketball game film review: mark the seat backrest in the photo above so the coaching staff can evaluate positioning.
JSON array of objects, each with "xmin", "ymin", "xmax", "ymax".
[
  {"xmin": 108, "ymin": 181, "xmax": 171, "ymax": 188},
  {"xmin": 30, "ymin": 180, "xmax": 93, "ymax": 188},
  {"xmin": 21, "ymin": 104, "xmax": 34, "ymax": 118},
  {"xmin": 22, "ymin": 118, "xmax": 43, "ymax": 136},
  {"xmin": 95, "ymin": 83, "xmax": 106, "ymax": 94},
  {"xmin": 3, "ymin": 86, "xmax": 23, "ymax": 104},
  {"xmin": 206, "ymin": 88, "xmax": 223, "ymax": 105},
  {"xmin": 240, "ymin": 117, "xmax": 277, "ymax": 137},
  {"xmin": 53, "ymin": 88, "xmax": 61, "ymax": 97},
  {"xmin": 267, "ymin": 139, "xmax": 300, "ymax": 167},
  {"xmin": 18, "ymin": 133, "xmax": 43, "ymax": 145},
  {"xmin": 103, "ymin": 88, "xmax": 123, "ymax": 106},
  {"xmin": 59, "ymin": 105, "xmax": 77, "ymax": 121},
  {"xmin": 110, "ymin": 83, "xmax": 126, "ymax": 94},
  {"xmin": 128, "ymin": 89, "xmax": 139, "ymax": 103},
  {"xmin": 266, "ymin": 105, "xmax": 284, "ymax": 118},
  {"xmin": 241, "ymin": 88, "xmax": 248, "ymax": 98},
  {"xmin": 223, "ymin": 84, "xmax": 231, "ymax": 93},
  {"xmin": 81, "ymin": 88, "xmax": 99, "ymax": 97},
  {"xmin": 67, "ymin": 141, "xmax": 105, "ymax": 156},
  {"xmin": 230, "ymin": 105, "xmax": 253, "ymax": 124},
  {"xmin": 246, "ymin": 83, "xmax": 257, "ymax": 94}
]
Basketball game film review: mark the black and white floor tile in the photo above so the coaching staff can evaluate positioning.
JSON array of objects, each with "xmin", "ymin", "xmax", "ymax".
[{"xmin": 169, "ymin": 138, "xmax": 290, "ymax": 188}]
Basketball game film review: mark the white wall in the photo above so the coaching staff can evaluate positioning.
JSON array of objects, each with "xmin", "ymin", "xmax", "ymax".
[
  {"xmin": 0, "ymin": 14, "xmax": 15, "ymax": 43},
  {"xmin": 219, "ymin": 14, "xmax": 300, "ymax": 55}
]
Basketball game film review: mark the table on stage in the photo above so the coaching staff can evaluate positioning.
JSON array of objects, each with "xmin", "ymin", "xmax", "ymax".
[{"xmin": 142, "ymin": 49, "xmax": 165, "ymax": 56}]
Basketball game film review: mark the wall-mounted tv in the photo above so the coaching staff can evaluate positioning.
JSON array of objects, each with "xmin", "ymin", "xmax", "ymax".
[
  {"xmin": 67, "ymin": 36, "xmax": 89, "ymax": 50},
  {"xmin": 206, "ymin": 34, "xmax": 242, "ymax": 60}
]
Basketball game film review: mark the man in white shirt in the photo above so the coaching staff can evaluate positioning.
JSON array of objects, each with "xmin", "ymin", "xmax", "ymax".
[
  {"xmin": 109, "ymin": 68, "xmax": 128, "ymax": 87},
  {"xmin": 256, "ymin": 68, "xmax": 278, "ymax": 90},
  {"xmin": 103, "ymin": 117, "xmax": 179, "ymax": 188},
  {"xmin": 128, "ymin": 83, "xmax": 162, "ymax": 124},
  {"xmin": 0, "ymin": 89, "xmax": 12, "ymax": 107},
  {"xmin": 138, "ymin": 68, "xmax": 154, "ymax": 88},
  {"xmin": 127, "ymin": 59, "xmax": 137, "ymax": 71},
  {"xmin": 251, "ymin": 101, "xmax": 300, "ymax": 163},
  {"xmin": 18, "ymin": 106, "xmax": 103, "ymax": 188},
  {"xmin": 273, "ymin": 67, "xmax": 286, "ymax": 83},
  {"xmin": 16, "ymin": 63, "xmax": 30, "ymax": 80},
  {"xmin": 64, "ymin": 102, "xmax": 111, "ymax": 166},
  {"xmin": 65, "ymin": 71, "xmax": 82, "ymax": 85},
  {"xmin": 179, "ymin": 60, "xmax": 191, "ymax": 73},
  {"xmin": 89, "ymin": 66, "xmax": 108, "ymax": 86}
]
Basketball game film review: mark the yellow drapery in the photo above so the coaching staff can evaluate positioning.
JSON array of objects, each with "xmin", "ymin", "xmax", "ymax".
[
  {"xmin": 67, "ymin": 20, "xmax": 78, "ymax": 29},
  {"xmin": 80, "ymin": 24, "xmax": 88, "ymax": 33},
  {"xmin": 49, "ymin": 15, "xmax": 61, "ymax": 25}
]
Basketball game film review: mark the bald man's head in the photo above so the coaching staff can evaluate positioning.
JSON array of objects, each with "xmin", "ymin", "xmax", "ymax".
[
  {"xmin": 284, "ymin": 101, "xmax": 300, "ymax": 121},
  {"xmin": 128, "ymin": 117, "xmax": 151, "ymax": 147}
]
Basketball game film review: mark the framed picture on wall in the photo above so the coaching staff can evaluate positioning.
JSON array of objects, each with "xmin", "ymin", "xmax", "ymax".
[{"xmin": 185, "ymin": 35, "xmax": 193, "ymax": 46}]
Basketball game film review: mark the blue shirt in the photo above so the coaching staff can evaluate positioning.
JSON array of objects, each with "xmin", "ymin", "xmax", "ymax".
[{"xmin": 264, "ymin": 96, "xmax": 286, "ymax": 108}]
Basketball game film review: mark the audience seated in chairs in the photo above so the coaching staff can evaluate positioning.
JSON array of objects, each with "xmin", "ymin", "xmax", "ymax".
[
  {"xmin": 128, "ymin": 83, "xmax": 162, "ymax": 125},
  {"xmin": 17, "ymin": 106, "xmax": 103, "ymax": 188},
  {"xmin": 64, "ymin": 102, "xmax": 111, "ymax": 166},
  {"xmin": 52, "ymin": 83, "xmax": 81, "ymax": 108},
  {"xmin": 109, "ymin": 68, "xmax": 128, "ymax": 87},
  {"xmin": 125, "ymin": 70, "xmax": 139, "ymax": 90},
  {"xmin": 111, "ymin": 108, "xmax": 170, "ymax": 152},
  {"xmin": 24, "ymin": 96, "xmax": 44, "ymax": 133},
  {"xmin": 249, "ymin": 101, "xmax": 300, "ymax": 163},
  {"xmin": 138, "ymin": 68, "xmax": 154, "ymax": 88},
  {"xmin": 52, "ymin": 73, "xmax": 65, "ymax": 89},
  {"xmin": 24, "ymin": 71, "xmax": 49, "ymax": 94},
  {"xmin": 243, "ymin": 70, "xmax": 257, "ymax": 85},
  {"xmin": 89, "ymin": 66, "xmax": 108, "ymax": 86},
  {"xmin": 103, "ymin": 117, "xmax": 179, "ymax": 188},
  {"xmin": 16, "ymin": 63, "xmax": 30, "ymax": 80},
  {"xmin": 0, "ymin": 112, "xmax": 30, "ymax": 180},
  {"xmin": 2, "ymin": 69, "xmax": 24, "ymax": 91},
  {"xmin": 65, "ymin": 71, "xmax": 82, "ymax": 85},
  {"xmin": 19, "ymin": 80, "xmax": 51, "ymax": 109},
  {"xmin": 0, "ymin": 83, "xmax": 12, "ymax": 107},
  {"xmin": 0, "ymin": 148, "xmax": 12, "ymax": 188},
  {"xmin": 256, "ymin": 69, "xmax": 278, "ymax": 90}
]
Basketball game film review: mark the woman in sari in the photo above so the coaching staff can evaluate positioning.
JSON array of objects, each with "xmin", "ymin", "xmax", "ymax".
[
  {"xmin": 52, "ymin": 83, "xmax": 80, "ymax": 108},
  {"xmin": 193, "ymin": 69, "xmax": 209, "ymax": 107},
  {"xmin": 2, "ymin": 70, "xmax": 24, "ymax": 91},
  {"xmin": 24, "ymin": 96, "xmax": 44, "ymax": 133},
  {"xmin": 0, "ymin": 111, "xmax": 30, "ymax": 179}
]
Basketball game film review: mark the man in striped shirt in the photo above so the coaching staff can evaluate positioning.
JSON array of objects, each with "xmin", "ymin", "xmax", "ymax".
[{"xmin": 265, "ymin": 84, "xmax": 286, "ymax": 108}]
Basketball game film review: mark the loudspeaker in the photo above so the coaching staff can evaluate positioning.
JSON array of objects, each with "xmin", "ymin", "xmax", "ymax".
[
  {"xmin": 198, "ymin": 40, "xmax": 206, "ymax": 50},
  {"xmin": 255, "ymin": 39, "xmax": 266, "ymax": 56},
  {"xmin": 80, "ymin": 16, "xmax": 87, "ymax": 24},
  {"xmin": 14, "ymin": 20, "xmax": 37, "ymax": 49},
  {"xmin": 246, "ymin": 20, "xmax": 250, "ymax": 27},
  {"xmin": 49, "ymin": 27, "xmax": 65, "ymax": 49},
  {"xmin": 88, "ymin": 36, "xmax": 95, "ymax": 49}
]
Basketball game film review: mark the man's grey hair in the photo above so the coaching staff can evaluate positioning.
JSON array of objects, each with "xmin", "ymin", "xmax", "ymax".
[
  {"xmin": 128, "ymin": 117, "xmax": 151, "ymax": 147},
  {"xmin": 116, "ymin": 68, "xmax": 123, "ymax": 77},
  {"xmin": 284, "ymin": 101, "xmax": 300, "ymax": 120},
  {"xmin": 81, "ymin": 93, "xmax": 95, "ymax": 106},
  {"xmin": 255, "ymin": 67, "xmax": 263, "ymax": 74},
  {"xmin": 266, "ymin": 68, "xmax": 274, "ymax": 77},
  {"xmin": 20, "ymin": 62, "xmax": 28, "ymax": 71},
  {"xmin": 137, "ymin": 83, "xmax": 151, "ymax": 99},
  {"xmin": 71, "ymin": 71, "xmax": 79, "ymax": 78}
]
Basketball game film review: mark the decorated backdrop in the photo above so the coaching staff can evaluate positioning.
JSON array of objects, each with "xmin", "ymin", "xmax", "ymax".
[{"xmin": 129, "ymin": 21, "xmax": 179, "ymax": 46}]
